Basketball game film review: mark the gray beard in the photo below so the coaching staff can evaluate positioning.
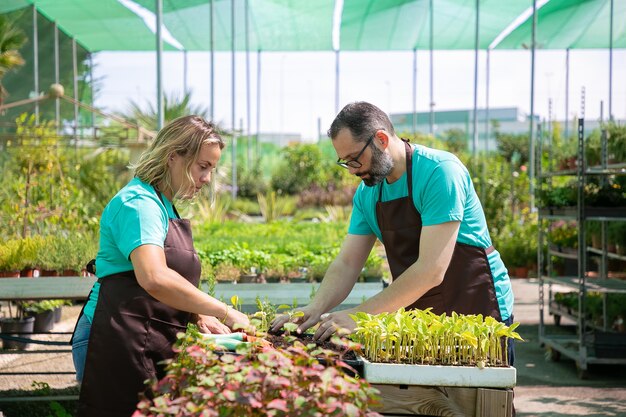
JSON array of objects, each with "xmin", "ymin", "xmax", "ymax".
[{"xmin": 361, "ymin": 145, "xmax": 394, "ymax": 187}]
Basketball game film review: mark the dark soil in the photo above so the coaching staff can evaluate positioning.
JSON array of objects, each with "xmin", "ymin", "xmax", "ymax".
[{"xmin": 264, "ymin": 333, "xmax": 357, "ymax": 361}]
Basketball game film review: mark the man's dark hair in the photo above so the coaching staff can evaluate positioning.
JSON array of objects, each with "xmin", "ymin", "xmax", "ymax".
[{"xmin": 327, "ymin": 102, "xmax": 395, "ymax": 143}]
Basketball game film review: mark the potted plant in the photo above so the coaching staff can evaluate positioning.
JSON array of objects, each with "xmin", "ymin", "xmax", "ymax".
[
  {"xmin": 134, "ymin": 326, "xmax": 382, "ymax": 417},
  {"xmin": 213, "ymin": 262, "xmax": 240, "ymax": 284},
  {"xmin": 264, "ymin": 255, "xmax": 288, "ymax": 283},
  {"xmin": 361, "ymin": 251, "xmax": 385, "ymax": 283},
  {"xmin": 18, "ymin": 236, "xmax": 46, "ymax": 277},
  {"xmin": 607, "ymin": 122, "xmax": 626, "ymax": 164},
  {"xmin": 36, "ymin": 236, "xmax": 65, "ymax": 277},
  {"xmin": 0, "ymin": 302, "xmax": 35, "ymax": 350},
  {"xmin": 0, "ymin": 239, "xmax": 24, "ymax": 278},
  {"xmin": 21, "ymin": 300, "xmax": 66, "ymax": 332}
]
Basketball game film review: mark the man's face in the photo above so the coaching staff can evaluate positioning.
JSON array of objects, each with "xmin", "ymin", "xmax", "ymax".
[{"xmin": 334, "ymin": 128, "xmax": 393, "ymax": 187}]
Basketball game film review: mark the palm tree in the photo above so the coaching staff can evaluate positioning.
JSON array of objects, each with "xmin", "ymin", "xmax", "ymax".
[
  {"xmin": 0, "ymin": 15, "xmax": 27, "ymax": 107},
  {"xmin": 122, "ymin": 91, "xmax": 211, "ymax": 131}
]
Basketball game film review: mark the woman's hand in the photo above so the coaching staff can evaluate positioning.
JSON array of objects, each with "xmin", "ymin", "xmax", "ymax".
[
  {"xmin": 223, "ymin": 307, "xmax": 251, "ymax": 332},
  {"xmin": 196, "ymin": 314, "xmax": 230, "ymax": 334}
]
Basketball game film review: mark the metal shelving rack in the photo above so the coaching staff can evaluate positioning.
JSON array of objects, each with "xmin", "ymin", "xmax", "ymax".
[{"xmin": 537, "ymin": 92, "xmax": 626, "ymax": 379}]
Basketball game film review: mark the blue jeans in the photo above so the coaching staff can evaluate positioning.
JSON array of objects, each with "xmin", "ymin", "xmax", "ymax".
[
  {"xmin": 503, "ymin": 314, "xmax": 516, "ymax": 367},
  {"xmin": 71, "ymin": 314, "xmax": 91, "ymax": 382}
]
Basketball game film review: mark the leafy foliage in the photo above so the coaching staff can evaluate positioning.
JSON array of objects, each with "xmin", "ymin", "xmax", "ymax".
[
  {"xmin": 0, "ymin": 114, "xmax": 129, "ymax": 240},
  {"xmin": 352, "ymin": 309, "xmax": 522, "ymax": 367},
  {"xmin": 134, "ymin": 327, "xmax": 382, "ymax": 417},
  {"xmin": 0, "ymin": 13, "xmax": 27, "ymax": 105},
  {"xmin": 121, "ymin": 91, "xmax": 210, "ymax": 131}
]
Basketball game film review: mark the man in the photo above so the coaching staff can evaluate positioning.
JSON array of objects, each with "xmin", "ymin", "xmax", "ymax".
[{"xmin": 271, "ymin": 101, "xmax": 515, "ymax": 362}]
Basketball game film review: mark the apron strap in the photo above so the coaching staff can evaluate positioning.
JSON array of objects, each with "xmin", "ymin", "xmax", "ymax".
[{"xmin": 378, "ymin": 139, "xmax": 414, "ymax": 202}]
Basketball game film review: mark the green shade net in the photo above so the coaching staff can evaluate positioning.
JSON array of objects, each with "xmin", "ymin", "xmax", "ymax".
[
  {"xmin": 132, "ymin": 0, "xmax": 335, "ymax": 51},
  {"xmin": 2, "ymin": 0, "xmax": 625, "ymax": 52},
  {"xmin": 6, "ymin": 0, "xmax": 179, "ymax": 52},
  {"xmin": 496, "ymin": 0, "xmax": 626, "ymax": 49},
  {"xmin": 339, "ymin": 0, "xmax": 531, "ymax": 50},
  {"xmin": 0, "ymin": 0, "xmax": 31, "ymax": 14}
]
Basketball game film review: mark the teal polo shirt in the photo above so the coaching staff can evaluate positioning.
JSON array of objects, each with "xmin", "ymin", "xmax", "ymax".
[
  {"xmin": 348, "ymin": 144, "xmax": 513, "ymax": 320},
  {"xmin": 83, "ymin": 177, "xmax": 178, "ymax": 322}
]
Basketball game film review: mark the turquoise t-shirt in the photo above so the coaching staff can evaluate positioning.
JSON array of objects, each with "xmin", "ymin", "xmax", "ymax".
[
  {"xmin": 83, "ymin": 177, "xmax": 178, "ymax": 322},
  {"xmin": 348, "ymin": 144, "xmax": 513, "ymax": 320}
]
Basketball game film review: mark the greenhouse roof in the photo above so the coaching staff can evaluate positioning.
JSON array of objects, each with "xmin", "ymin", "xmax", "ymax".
[{"xmin": 2, "ymin": 0, "xmax": 624, "ymax": 52}]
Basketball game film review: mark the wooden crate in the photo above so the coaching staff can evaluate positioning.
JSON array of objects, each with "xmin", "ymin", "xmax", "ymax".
[{"xmin": 373, "ymin": 384, "xmax": 513, "ymax": 417}]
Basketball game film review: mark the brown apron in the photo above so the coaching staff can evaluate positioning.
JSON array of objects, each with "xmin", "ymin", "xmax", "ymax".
[
  {"xmin": 376, "ymin": 140, "xmax": 502, "ymax": 320},
  {"xmin": 78, "ymin": 194, "xmax": 201, "ymax": 417}
]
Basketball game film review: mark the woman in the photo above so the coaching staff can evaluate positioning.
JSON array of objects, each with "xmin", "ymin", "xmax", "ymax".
[{"xmin": 74, "ymin": 115, "xmax": 249, "ymax": 417}]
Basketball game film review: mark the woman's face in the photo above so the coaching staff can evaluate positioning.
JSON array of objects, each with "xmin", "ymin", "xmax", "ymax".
[{"xmin": 168, "ymin": 142, "xmax": 221, "ymax": 199}]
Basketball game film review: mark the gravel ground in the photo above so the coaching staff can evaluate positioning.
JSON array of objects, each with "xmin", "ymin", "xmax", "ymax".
[{"xmin": 1, "ymin": 279, "xmax": 625, "ymax": 416}]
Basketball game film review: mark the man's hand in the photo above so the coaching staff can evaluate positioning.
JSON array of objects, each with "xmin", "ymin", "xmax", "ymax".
[
  {"xmin": 313, "ymin": 308, "xmax": 357, "ymax": 341},
  {"xmin": 269, "ymin": 305, "xmax": 323, "ymax": 335},
  {"xmin": 196, "ymin": 314, "xmax": 229, "ymax": 334}
]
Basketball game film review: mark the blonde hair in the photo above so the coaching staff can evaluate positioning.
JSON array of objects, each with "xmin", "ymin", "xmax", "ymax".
[{"xmin": 131, "ymin": 115, "xmax": 224, "ymax": 199}]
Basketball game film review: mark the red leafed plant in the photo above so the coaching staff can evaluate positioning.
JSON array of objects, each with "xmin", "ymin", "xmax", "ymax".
[{"xmin": 133, "ymin": 327, "xmax": 381, "ymax": 417}]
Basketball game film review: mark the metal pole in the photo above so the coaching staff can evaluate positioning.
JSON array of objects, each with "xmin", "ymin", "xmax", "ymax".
[
  {"xmin": 72, "ymin": 38, "xmax": 79, "ymax": 154},
  {"xmin": 565, "ymin": 48, "xmax": 570, "ymax": 138},
  {"xmin": 335, "ymin": 49, "xmax": 340, "ymax": 114},
  {"xmin": 210, "ymin": 0, "xmax": 215, "ymax": 120},
  {"xmin": 256, "ymin": 50, "xmax": 261, "ymax": 162},
  {"xmin": 317, "ymin": 117, "xmax": 322, "ymax": 143},
  {"xmin": 608, "ymin": 0, "xmax": 614, "ymax": 120},
  {"xmin": 89, "ymin": 53, "xmax": 95, "ymax": 131},
  {"xmin": 72, "ymin": 39, "xmax": 79, "ymax": 131},
  {"xmin": 156, "ymin": 0, "xmax": 164, "ymax": 130},
  {"xmin": 54, "ymin": 23, "xmax": 60, "ymax": 131},
  {"xmin": 429, "ymin": 0, "xmax": 434, "ymax": 135},
  {"xmin": 183, "ymin": 50, "xmax": 188, "ymax": 93},
  {"xmin": 231, "ymin": 0, "xmax": 237, "ymax": 199},
  {"xmin": 485, "ymin": 49, "xmax": 491, "ymax": 155},
  {"xmin": 472, "ymin": 0, "xmax": 479, "ymax": 163},
  {"xmin": 482, "ymin": 48, "xmax": 491, "ymax": 205},
  {"xmin": 33, "ymin": 5, "xmax": 39, "ymax": 124},
  {"xmin": 529, "ymin": 0, "xmax": 537, "ymax": 210},
  {"xmin": 412, "ymin": 48, "xmax": 417, "ymax": 136},
  {"xmin": 245, "ymin": 0, "xmax": 251, "ymax": 168}
]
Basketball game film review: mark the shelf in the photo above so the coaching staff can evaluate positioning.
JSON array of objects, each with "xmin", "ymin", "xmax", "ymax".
[
  {"xmin": 547, "ymin": 246, "xmax": 626, "ymax": 262},
  {"xmin": 540, "ymin": 334, "xmax": 626, "ymax": 366},
  {"xmin": 548, "ymin": 246, "xmax": 578, "ymax": 260},
  {"xmin": 587, "ymin": 162, "xmax": 626, "ymax": 174},
  {"xmin": 587, "ymin": 247, "xmax": 626, "ymax": 262},
  {"xmin": 539, "ymin": 169, "xmax": 578, "ymax": 178},
  {"xmin": 539, "ymin": 162, "xmax": 626, "ymax": 177},
  {"xmin": 542, "ymin": 276, "xmax": 626, "ymax": 294},
  {"xmin": 549, "ymin": 302, "xmax": 612, "ymax": 333},
  {"xmin": 539, "ymin": 207, "xmax": 626, "ymax": 221}
]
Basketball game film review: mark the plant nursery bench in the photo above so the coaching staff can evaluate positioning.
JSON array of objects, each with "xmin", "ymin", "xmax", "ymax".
[
  {"xmin": 0, "ymin": 276, "xmax": 97, "ymax": 302},
  {"xmin": 0, "ymin": 278, "xmax": 382, "ymax": 305}
]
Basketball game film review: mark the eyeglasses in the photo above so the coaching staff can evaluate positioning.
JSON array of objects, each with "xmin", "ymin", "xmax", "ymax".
[{"xmin": 336, "ymin": 134, "xmax": 374, "ymax": 169}]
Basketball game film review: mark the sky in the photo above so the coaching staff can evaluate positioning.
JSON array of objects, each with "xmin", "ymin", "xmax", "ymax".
[{"xmin": 92, "ymin": 48, "xmax": 626, "ymax": 141}]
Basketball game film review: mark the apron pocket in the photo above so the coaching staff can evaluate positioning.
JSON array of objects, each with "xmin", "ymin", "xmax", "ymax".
[{"xmin": 142, "ymin": 319, "xmax": 187, "ymax": 380}]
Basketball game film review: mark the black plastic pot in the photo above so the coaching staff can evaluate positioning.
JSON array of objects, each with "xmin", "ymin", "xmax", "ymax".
[
  {"xmin": 0, "ymin": 316, "xmax": 35, "ymax": 350},
  {"xmin": 54, "ymin": 306, "xmax": 63, "ymax": 323},
  {"xmin": 31, "ymin": 310, "xmax": 56, "ymax": 333}
]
